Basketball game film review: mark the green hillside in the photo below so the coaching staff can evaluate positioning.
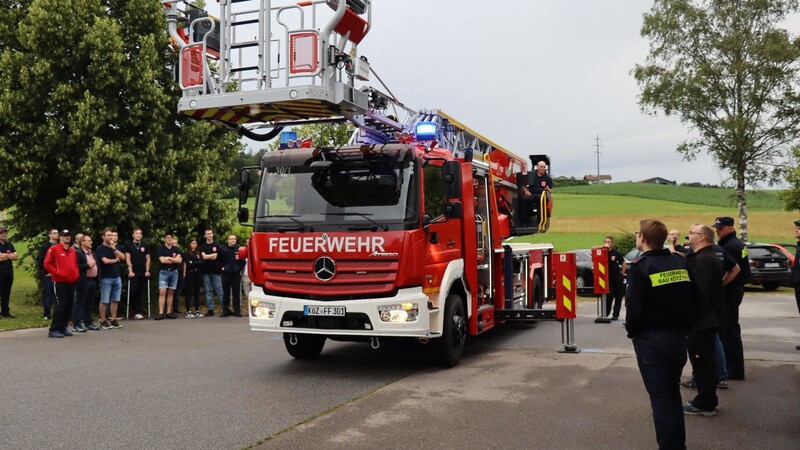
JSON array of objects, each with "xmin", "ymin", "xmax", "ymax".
[{"xmin": 558, "ymin": 182, "xmax": 786, "ymax": 210}]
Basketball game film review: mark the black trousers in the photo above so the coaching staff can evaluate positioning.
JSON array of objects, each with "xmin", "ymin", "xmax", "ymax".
[
  {"xmin": 721, "ymin": 284, "xmax": 745, "ymax": 379},
  {"xmin": 605, "ymin": 276, "xmax": 624, "ymax": 318},
  {"xmin": 50, "ymin": 281, "xmax": 75, "ymax": 332},
  {"xmin": 222, "ymin": 272, "xmax": 242, "ymax": 313},
  {"xmin": 0, "ymin": 268, "xmax": 12, "ymax": 315},
  {"xmin": 688, "ymin": 328, "xmax": 718, "ymax": 410},
  {"xmin": 128, "ymin": 274, "xmax": 147, "ymax": 316},
  {"xmin": 184, "ymin": 271, "xmax": 202, "ymax": 311},
  {"xmin": 173, "ymin": 274, "xmax": 185, "ymax": 312},
  {"xmin": 795, "ymin": 287, "xmax": 800, "ymax": 315}
]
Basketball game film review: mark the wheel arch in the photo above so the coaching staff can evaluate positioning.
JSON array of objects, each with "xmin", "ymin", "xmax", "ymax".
[{"xmin": 437, "ymin": 259, "xmax": 471, "ymax": 317}]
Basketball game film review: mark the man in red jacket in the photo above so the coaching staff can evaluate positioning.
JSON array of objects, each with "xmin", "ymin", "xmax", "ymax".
[{"xmin": 44, "ymin": 230, "xmax": 80, "ymax": 338}]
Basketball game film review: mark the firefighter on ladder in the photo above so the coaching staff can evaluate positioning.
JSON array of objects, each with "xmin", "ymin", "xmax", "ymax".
[{"xmin": 519, "ymin": 161, "xmax": 553, "ymax": 231}]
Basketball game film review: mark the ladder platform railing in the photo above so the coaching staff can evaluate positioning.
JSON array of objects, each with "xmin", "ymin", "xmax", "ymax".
[{"xmin": 168, "ymin": 0, "xmax": 373, "ymax": 131}]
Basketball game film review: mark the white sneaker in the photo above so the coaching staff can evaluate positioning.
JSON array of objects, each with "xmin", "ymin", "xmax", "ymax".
[
  {"xmin": 186, "ymin": 312, "xmax": 195, "ymax": 319},
  {"xmin": 194, "ymin": 311, "xmax": 204, "ymax": 318},
  {"xmin": 134, "ymin": 314, "xmax": 144, "ymax": 320}
]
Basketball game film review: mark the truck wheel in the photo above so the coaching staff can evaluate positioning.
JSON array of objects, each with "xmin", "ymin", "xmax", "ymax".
[
  {"xmin": 434, "ymin": 295, "xmax": 466, "ymax": 367},
  {"xmin": 532, "ymin": 273, "xmax": 544, "ymax": 309},
  {"xmin": 761, "ymin": 281, "xmax": 780, "ymax": 291},
  {"xmin": 283, "ymin": 333, "xmax": 326, "ymax": 359}
]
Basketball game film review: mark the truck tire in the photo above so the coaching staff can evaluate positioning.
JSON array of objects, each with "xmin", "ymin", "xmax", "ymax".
[
  {"xmin": 532, "ymin": 273, "xmax": 544, "ymax": 309},
  {"xmin": 761, "ymin": 281, "xmax": 781, "ymax": 291},
  {"xmin": 283, "ymin": 333, "xmax": 326, "ymax": 359},
  {"xmin": 526, "ymin": 273, "xmax": 544, "ymax": 309},
  {"xmin": 434, "ymin": 294, "xmax": 466, "ymax": 367}
]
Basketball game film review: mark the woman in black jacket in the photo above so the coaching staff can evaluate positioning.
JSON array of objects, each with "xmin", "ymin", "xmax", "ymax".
[{"xmin": 183, "ymin": 238, "xmax": 204, "ymax": 318}]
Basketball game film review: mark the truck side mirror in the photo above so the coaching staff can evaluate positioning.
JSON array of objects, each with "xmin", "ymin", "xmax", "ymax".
[
  {"xmin": 237, "ymin": 207, "xmax": 249, "ymax": 224},
  {"xmin": 443, "ymin": 161, "xmax": 462, "ymax": 198},
  {"xmin": 444, "ymin": 201, "xmax": 463, "ymax": 219},
  {"xmin": 238, "ymin": 170, "xmax": 250, "ymax": 205}
]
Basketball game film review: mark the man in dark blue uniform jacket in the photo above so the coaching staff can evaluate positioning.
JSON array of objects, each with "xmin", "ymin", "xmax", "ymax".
[
  {"xmin": 626, "ymin": 219, "xmax": 701, "ymax": 450},
  {"xmin": 713, "ymin": 216, "xmax": 751, "ymax": 380}
]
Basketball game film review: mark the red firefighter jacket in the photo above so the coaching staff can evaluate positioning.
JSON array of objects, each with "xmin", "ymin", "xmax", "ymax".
[{"xmin": 44, "ymin": 244, "xmax": 79, "ymax": 283}]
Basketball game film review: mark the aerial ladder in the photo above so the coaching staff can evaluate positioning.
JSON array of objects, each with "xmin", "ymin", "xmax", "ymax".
[{"xmin": 163, "ymin": 0, "xmax": 551, "ymax": 233}]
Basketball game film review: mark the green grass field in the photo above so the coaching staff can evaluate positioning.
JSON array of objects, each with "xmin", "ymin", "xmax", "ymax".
[
  {"xmin": 3, "ymin": 183, "xmax": 798, "ymax": 331},
  {"xmin": 558, "ymin": 182, "xmax": 786, "ymax": 210}
]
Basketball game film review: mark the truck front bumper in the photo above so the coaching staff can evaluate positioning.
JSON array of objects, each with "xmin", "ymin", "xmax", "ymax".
[{"xmin": 248, "ymin": 287, "xmax": 435, "ymax": 338}]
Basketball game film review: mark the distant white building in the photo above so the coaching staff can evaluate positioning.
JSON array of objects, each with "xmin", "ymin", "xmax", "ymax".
[{"xmin": 583, "ymin": 174, "xmax": 612, "ymax": 184}]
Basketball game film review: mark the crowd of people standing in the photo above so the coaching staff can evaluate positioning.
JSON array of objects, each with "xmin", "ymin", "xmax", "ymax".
[{"xmin": 12, "ymin": 227, "xmax": 250, "ymax": 338}]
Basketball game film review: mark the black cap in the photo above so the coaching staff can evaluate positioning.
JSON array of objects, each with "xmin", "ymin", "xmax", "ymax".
[
  {"xmin": 59, "ymin": 229, "xmax": 72, "ymax": 237},
  {"xmin": 713, "ymin": 217, "xmax": 734, "ymax": 228},
  {"xmin": 794, "ymin": 220, "xmax": 800, "ymax": 227}
]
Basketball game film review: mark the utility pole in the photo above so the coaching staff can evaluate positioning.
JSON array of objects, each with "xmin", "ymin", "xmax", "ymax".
[{"xmin": 594, "ymin": 134, "xmax": 602, "ymax": 178}]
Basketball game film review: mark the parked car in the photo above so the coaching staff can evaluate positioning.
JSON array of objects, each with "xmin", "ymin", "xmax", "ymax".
[
  {"xmin": 623, "ymin": 247, "xmax": 642, "ymax": 264},
  {"xmin": 770, "ymin": 243, "xmax": 795, "ymax": 266},
  {"xmin": 568, "ymin": 249, "xmax": 595, "ymax": 296},
  {"xmin": 745, "ymin": 244, "xmax": 790, "ymax": 291}
]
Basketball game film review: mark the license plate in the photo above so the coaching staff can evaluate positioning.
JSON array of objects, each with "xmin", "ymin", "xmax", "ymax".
[
  {"xmin": 304, "ymin": 305, "xmax": 346, "ymax": 317},
  {"xmin": 764, "ymin": 262, "xmax": 780, "ymax": 268}
]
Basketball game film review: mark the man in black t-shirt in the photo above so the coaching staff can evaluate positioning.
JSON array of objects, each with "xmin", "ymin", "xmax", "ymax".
[
  {"xmin": 124, "ymin": 228, "xmax": 151, "ymax": 319},
  {"xmin": 0, "ymin": 226, "xmax": 19, "ymax": 318},
  {"xmin": 667, "ymin": 229, "xmax": 687, "ymax": 255},
  {"xmin": 219, "ymin": 234, "xmax": 245, "ymax": 317},
  {"xmin": 199, "ymin": 229, "xmax": 223, "ymax": 316},
  {"xmin": 96, "ymin": 229, "xmax": 126, "ymax": 329},
  {"xmin": 155, "ymin": 233, "xmax": 182, "ymax": 320},
  {"xmin": 603, "ymin": 236, "xmax": 625, "ymax": 320},
  {"xmin": 529, "ymin": 160, "xmax": 553, "ymax": 197}
]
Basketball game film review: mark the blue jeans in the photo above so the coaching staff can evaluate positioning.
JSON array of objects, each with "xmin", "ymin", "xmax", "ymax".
[
  {"xmin": 633, "ymin": 331, "xmax": 688, "ymax": 450},
  {"xmin": 203, "ymin": 274, "xmax": 223, "ymax": 311},
  {"xmin": 99, "ymin": 277, "xmax": 122, "ymax": 303},
  {"xmin": 714, "ymin": 334, "xmax": 727, "ymax": 381},
  {"xmin": 158, "ymin": 270, "xmax": 178, "ymax": 290}
]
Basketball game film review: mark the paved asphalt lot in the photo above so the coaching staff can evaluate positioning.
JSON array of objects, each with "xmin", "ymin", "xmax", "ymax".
[{"xmin": 1, "ymin": 293, "xmax": 799, "ymax": 450}]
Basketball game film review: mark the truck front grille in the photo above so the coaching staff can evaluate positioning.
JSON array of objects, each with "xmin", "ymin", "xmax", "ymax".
[{"xmin": 260, "ymin": 258, "xmax": 398, "ymax": 299}]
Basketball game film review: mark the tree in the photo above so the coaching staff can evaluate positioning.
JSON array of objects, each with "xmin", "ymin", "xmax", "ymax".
[
  {"xmin": 0, "ymin": 0, "xmax": 241, "ymax": 246},
  {"xmin": 634, "ymin": 0, "xmax": 800, "ymax": 240},
  {"xmin": 263, "ymin": 122, "xmax": 354, "ymax": 153},
  {"xmin": 780, "ymin": 147, "xmax": 800, "ymax": 210}
]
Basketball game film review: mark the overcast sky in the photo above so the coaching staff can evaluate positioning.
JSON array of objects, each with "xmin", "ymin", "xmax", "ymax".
[{"xmin": 203, "ymin": 1, "xmax": 800, "ymax": 186}]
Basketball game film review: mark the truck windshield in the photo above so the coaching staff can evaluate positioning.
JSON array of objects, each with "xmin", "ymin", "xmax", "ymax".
[{"xmin": 254, "ymin": 146, "xmax": 418, "ymax": 231}]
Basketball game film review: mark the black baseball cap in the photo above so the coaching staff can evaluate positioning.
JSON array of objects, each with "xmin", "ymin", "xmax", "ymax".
[
  {"xmin": 59, "ymin": 229, "xmax": 72, "ymax": 237},
  {"xmin": 794, "ymin": 220, "xmax": 800, "ymax": 227},
  {"xmin": 713, "ymin": 217, "xmax": 734, "ymax": 228}
]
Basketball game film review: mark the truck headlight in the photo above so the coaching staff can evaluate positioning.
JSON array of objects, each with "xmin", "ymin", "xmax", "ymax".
[
  {"xmin": 250, "ymin": 299, "xmax": 276, "ymax": 319},
  {"xmin": 378, "ymin": 303, "xmax": 418, "ymax": 322}
]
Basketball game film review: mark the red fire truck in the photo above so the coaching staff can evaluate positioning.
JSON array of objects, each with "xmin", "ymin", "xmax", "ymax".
[{"xmin": 164, "ymin": 0, "xmax": 570, "ymax": 366}]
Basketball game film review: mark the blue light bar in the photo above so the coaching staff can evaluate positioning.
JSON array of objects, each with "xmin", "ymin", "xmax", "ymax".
[
  {"xmin": 415, "ymin": 122, "xmax": 438, "ymax": 141},
  {"xmin": 279, "ymin": 130, "xmax": 298, "ymax": 149}
]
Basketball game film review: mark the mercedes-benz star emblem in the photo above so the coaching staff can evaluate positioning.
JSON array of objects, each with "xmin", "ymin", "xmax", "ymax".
[{"xmin": 314, "ymin": 256, "xmax": 336, "ymax": 281}]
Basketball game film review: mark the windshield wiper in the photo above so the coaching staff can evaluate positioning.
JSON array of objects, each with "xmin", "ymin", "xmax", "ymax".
[
  {"xmin": 266, "ymin": 214, "xmax": 315, "ymax": 232},
  {"xmin": 324, "ymin": 212, "xmax": 389, "ymax": 231}
]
